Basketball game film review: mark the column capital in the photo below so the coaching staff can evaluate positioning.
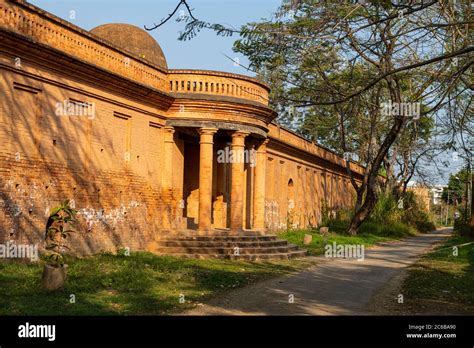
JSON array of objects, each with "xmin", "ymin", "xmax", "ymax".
[
  {"xmin": 163, "ymin": 126, "xmax": 175, "ymax": 143},
  {"xmin": 163, "ymin": 126, "xmax": 175, "ymax": 134},
  {"xmin": 198, "ymin": 127, "xmax": 218, "ymax": 136},
  {"xmin": 255, "ymin": 138, "xmax": 269, "ymax": 152},
  {"xmin": 231, "ymin": 130, "xmax": 250, "ymax": 139},
  {"xmin": 199, "ymin": 127, "xmax": 218, "ymax": 145},
  {"xmin": 231, "ymin": 130, "xmax": 250, "ymax": 149}
]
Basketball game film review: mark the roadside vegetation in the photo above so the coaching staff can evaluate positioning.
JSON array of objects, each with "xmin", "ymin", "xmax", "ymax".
[
  {"xmin": 278, "ymin": 229, "xmax": 404, "ymax": 256},
  {"xmin": 392, "ymin": 201, "xmax": 473, "ymax": 314},
  {"xmin": 280, "ymin": 191, "xmax": 435, "ymax": 255},
  {"xmin": 381, "ymin": 229, "xmax": 474, "ymax": 315}
]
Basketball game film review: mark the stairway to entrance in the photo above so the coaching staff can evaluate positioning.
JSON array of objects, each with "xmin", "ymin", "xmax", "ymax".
[{"xmin": 152, "ymin": 230, "xmax": 307, "ymax": 260}]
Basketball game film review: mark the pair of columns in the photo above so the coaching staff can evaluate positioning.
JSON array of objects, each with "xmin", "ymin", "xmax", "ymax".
[
  {"xmin": 164, "ymin": 126, "xmax": 267, "ymax": 232},
  {"xmin": 198, "ymin": 128, "xmax": 268, "ymax": 232}
]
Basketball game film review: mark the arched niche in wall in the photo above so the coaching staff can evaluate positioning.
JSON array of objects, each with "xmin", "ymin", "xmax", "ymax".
[{"xmin": 287, "ymin": 178, "xmax": 295, "ymax": 210}]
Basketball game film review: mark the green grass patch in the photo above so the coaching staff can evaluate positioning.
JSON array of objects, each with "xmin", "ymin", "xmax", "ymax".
[
  {"xmin": 399, "ymin": 234, "xmax": 474, "ymax": 314},
  {"xmin": 279, "ymin": 221, "xmax": 417, "ymax": 256},
  {"xmin": 0, "ymin": 252, "xmax": 310, "ymax": 315}
]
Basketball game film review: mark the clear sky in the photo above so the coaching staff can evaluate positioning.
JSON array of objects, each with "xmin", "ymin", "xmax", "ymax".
[
  {"xmin": 28, "ymin": 0, "xmax": 465, "ymax": 184},
  {"xmin": 29, "ymin": 0, "xmax": 281, "ymax": 75}
]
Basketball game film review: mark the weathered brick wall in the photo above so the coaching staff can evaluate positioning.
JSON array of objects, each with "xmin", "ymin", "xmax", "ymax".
[
  {"xmin": 0, "ymin": 152, "xmax": 167, "ymax": 255},
  {"xmin": 0, "ymin": 61, "xmax": 360, "ymax": 250},
  {"xmin": 0, "ymin": 61, "xmax": 182, "ymax": 256},
  {"xmin": 264, "ymin": 148, "xmax": 357, "ymax": 231}
]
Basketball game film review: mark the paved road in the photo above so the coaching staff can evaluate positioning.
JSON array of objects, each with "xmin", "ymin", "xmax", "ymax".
[{"xmin": 184, "ymin": 228, "xmax": 452, "ymax": 315}]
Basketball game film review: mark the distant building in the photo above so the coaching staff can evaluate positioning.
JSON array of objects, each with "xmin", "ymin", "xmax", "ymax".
[
  {"xmin": 406, "ymin": 182, "xmax": 447, "ymax": 210},
  {"xmin": 406, "ymin": 182, "xmax": 430, "ymax": 211}
]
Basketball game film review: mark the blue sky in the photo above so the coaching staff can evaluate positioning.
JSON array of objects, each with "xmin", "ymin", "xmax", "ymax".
[
  {"xmin": 29, "ymin": 0, "xmax": 464, "ymax": 184},
  {"xmin": 29, "ymin": 0, "xmax": 281, "ymax": 75}
]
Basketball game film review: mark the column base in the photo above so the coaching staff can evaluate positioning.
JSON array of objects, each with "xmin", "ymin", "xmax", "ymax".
[
  {"xmin": 229, "ymin": 228, "xmax": 244, "ymax": 236},
  {"xmin": 197, "ymin": 228, "xmax": 213, "ymax": 236}
]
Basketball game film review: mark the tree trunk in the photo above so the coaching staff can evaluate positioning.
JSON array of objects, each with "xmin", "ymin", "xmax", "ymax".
[
  {"xmin": 347, "ymin": 209, "xmax": 368, "ymax": 235},
  {"xmin": 347, "ymin": 190, "xmax": 377, "ymax": 235},
  {"xmin": 354, "ymin": 189, "xmax": 363, "ymax": 212}
]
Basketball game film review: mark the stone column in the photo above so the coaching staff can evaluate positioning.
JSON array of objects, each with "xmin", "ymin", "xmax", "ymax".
[
  {"xmin": 198, "ymin": 128, "xmax": 218, "ymax": 232},
  {"xmin": 214, "ymin": 143, "xmax": 227, "ymax": 229},
  {"xmin": 162, "ymin": 126, "xmax": 175, "ymax": 228},
  {"xmin": 230, "ymin": 131, "xmax": 250, "ymax": 232},
  {"xmin": 244, "ymin": 142, "xmax": 255, "ymax": 229},
  {"xmin": 253, "ymin": 139, "xmax": 269, "ymax": 231},
  {"xmin": 163, "ymin": 127, "xmax": 175, "ymax": 189}
]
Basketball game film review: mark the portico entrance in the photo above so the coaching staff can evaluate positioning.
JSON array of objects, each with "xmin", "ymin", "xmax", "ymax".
[{"xmin": 174, "ymin": 126, "xmax": 268, "ymax": 234}]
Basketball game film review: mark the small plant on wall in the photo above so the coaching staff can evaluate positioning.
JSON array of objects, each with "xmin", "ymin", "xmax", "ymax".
[{"xmin": 41, "ymin": 200, "xmax": 77, "ymax": 291}]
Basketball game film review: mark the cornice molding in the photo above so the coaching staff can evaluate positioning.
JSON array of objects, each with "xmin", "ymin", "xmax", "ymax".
[{"xmin": 169, "ymin": 97, "xmax": 276, "ymax": 124}]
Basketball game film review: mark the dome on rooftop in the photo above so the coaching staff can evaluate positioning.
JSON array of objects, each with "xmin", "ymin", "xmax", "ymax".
[{"xmin": 90, "ymin": 23, "xmax": 168, "ymax": 70}]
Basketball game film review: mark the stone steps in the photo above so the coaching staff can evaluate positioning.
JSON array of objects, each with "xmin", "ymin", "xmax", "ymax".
[
  {"xmin": 155, "ymin": 235, "xmax": 279, "ymax": 242},
  {"xmin": 153, "ymin": 244, "xmax": 299, "ymax": 255},
  {"xmin": 154, "ymin": 250, "xmax": 307, "ymax": 261},
  {"xmin": 158, "ymin": 240, "xmax": 289, "ymax": 247},
  {"xmin": 159, "ymin": 229, "xmax": 267, "ymax": 237},
  {"xmin": 152, "ymin": 232, "xmax": 307, "ymax": 260}
]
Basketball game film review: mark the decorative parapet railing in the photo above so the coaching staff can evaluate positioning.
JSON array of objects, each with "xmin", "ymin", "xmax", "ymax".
[
  {"xmin": 168, "ymin": 70, "xmax": 270, "ymax": 106},
  {"xmin": 0, "ymin": 0, "xmax": 168, "ymax": 90}
]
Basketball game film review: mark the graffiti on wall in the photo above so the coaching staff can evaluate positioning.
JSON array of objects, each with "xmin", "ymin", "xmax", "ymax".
[{"xmin": 77, "ymin": 201, "xmax": 142, "ymax": 231}]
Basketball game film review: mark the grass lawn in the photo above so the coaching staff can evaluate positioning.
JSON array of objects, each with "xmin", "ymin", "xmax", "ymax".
[
  {"xmin": 393, "ymin": 234, "xmax": 474, "ymax": 314},
  {"xmin": 0, "ymin": 252, "xmax": 312, "ymax": 315},
  {"xmin": 277, "ymin": 223, "xmax": 417, "ymax": 256}
]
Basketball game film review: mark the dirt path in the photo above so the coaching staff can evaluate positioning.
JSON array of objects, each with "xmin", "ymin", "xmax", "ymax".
[{"xmin": 184, "ymin": 228, "xmax": 452, "ymax": 315}]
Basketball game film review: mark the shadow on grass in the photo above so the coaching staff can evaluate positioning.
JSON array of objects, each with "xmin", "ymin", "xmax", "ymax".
[
  {"xmin": 277, "ymin": 229, "xmax": 405, "ymax": 256},
  {"xmin": 0, "ymin": 252, "xmax": 302, "ymax": 315},
  {"xmin": 400, "ymin": 235, "xmax": 474, "ymax": 313}
]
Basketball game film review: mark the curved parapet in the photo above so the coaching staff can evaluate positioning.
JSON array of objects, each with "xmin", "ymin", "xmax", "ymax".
[{"xmin": 168, "ymin": 69, "xmax": 270, "ymax": 107}]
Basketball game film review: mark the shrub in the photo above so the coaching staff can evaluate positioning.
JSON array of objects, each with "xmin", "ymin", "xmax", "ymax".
[
  {"xmin": 359, "ymin": 221, "xmax": 381, "ymax": 235},
  {"xmin": 318, "ymin": 190, "xmax": 434, "ymax": 236},
  {"xmin": 454, "ymin": 214, "xmax": 474, "ymax": 237},
  {"xmin": 401, "ymin": 191, "xmax": 436, "ymax": 232},
  {"xmin": 327, "ymin": 218, "xmax": 349, "ymax": 234},
  {"xmin": 371, "ymin": 192, "xmax": 401, "ymax": 224},
  {"xmin": 358, "ymin": 220, "xmax": 416, "ymax": 237}
]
